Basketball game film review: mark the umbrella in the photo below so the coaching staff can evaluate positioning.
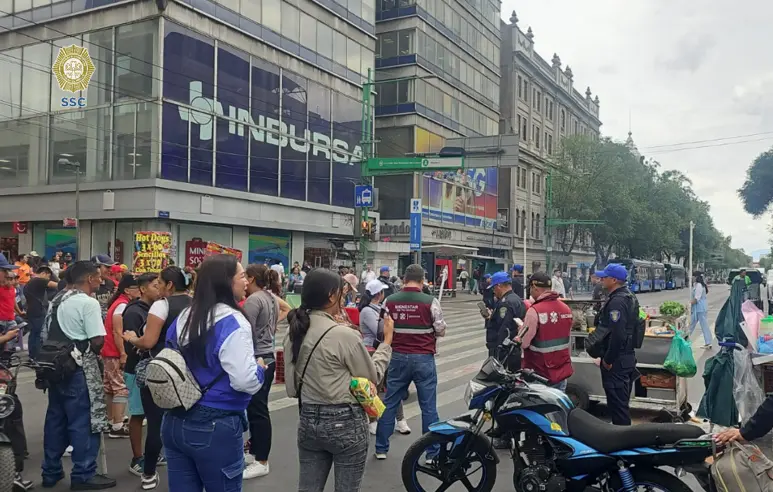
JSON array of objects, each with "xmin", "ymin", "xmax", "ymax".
[
  {"xmin": 713, "ymin": 278, "xmax": 748, "ymax": 347},
  {"xmin": 696, "ymin": 346, "xmax": 738, "ymax": 427}
]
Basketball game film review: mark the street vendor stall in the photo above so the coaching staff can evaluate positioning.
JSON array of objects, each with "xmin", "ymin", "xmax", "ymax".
[{"xmin": 564, "ymin": 303, "xmax": 691, "ymax": 421}]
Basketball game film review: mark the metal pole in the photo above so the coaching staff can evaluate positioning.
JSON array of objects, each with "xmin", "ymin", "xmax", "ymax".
[
  {"xmin": 545, "ymin": 172, "xmax": 553, "ymax": 273},
  {"xmin": 688, "ymin": 220, "xmax": 694, "ymax": 324},
  {"xmin": 75, "ymin": 164, "xmax": 81, "ymax": 259},
  {"xmin": 522, "ymin": 224, "xmax": 527, "ymax": 276}
]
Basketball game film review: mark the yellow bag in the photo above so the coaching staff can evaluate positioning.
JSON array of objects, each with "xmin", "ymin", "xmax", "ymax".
[{"xmin": 349, "ymin": 377, "xmax": 385, "ymax": 419}]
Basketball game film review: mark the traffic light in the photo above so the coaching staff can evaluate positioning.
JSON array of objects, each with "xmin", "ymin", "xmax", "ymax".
[{"xmin": 361, "ymin": 220, "xmax": 372, "ymax": 238}]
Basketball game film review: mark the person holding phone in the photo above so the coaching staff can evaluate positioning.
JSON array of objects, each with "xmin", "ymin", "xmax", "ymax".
[{"xmin": 360, "ymin": 280, "xmax": 411, "ymax": 436}]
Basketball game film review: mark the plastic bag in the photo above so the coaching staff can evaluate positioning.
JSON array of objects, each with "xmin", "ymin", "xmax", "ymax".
[
  {"xmin": 732, "ymin": 347, "xmax": 765, "ymax": 426},
  {"xmin": 663, "ymin": 332, "xmax": 697, "ymax": 377},
  {"xmin": 741, "ymin": 300, "xmax": 763, "ymax": 351}
]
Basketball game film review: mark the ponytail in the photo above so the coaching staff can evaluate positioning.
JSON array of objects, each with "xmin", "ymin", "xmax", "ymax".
[
  {"xmin": 288, "ymin": 307, "xmax": 311, "ymax": 363},
  {"xmin": 357, "ymin": 291, "xmax": 373, "ymax": 312}
]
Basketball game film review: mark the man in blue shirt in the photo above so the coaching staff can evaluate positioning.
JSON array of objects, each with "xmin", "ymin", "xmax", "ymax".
[{"xmin": 41, "ymin": 261, "xmax": 116, "ymax": 490}]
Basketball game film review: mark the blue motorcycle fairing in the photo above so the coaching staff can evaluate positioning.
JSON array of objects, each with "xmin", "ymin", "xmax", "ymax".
[
  {"xmin": 499, "ymin": 409, "xmax": 568, "ymax": 436},
  {"xmin": 428, "ymin": 411, "xmax": 476, "ymax": 436},
  {"xmin": 469, "ymin": 385, "xmax": 502, "ymax": 409}
]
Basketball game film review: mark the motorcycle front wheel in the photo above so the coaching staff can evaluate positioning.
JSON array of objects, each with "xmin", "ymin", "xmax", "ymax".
[
  {"xmin": 401, "ymin": 432, "xmax": 497, "ymax": 492},
  {"xmin": 606, "ymin": 467, "xmax": 692, "ymax": 492},
  {"xmin": 0, "ymin": 444, "xmax": 15, "ymax": 492}
]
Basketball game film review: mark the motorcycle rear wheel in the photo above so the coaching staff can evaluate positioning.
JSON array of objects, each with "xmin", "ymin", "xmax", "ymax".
[
  {"xmin": 401, "ymin": 433, "xmax": 497, "ymax": 492},
  {"xmin": 607, "ymin": 467, "xmax": 692, "ymax": 492},
  {"xmin": 0, "ymin": 445, "xmax": 15, "ymax": 492}
]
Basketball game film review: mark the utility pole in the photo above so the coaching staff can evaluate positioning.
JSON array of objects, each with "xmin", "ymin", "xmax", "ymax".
[
  {"xmin": 357, "ymin": 68, "xmax": 376, "ymax": 270},
  {"xmin": 688, "ymin": 220, "xmax": 694, "ymax": 322}
]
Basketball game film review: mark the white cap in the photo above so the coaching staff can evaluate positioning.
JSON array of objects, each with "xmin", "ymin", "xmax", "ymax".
[{"xmin": 366, "ymin": 279, "xmax": 387, "ymax": 296}]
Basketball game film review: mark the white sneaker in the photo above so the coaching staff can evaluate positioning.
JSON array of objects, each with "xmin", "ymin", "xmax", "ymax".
[
  {"xmin": 375, "ymin": 453, "xmax": 387, "ymax": 460},
  {"xmin": 63, "ymin": 446, "xmax": 73, "ymax": 457},
  {"xmin": 395, "ymin": 419, "xmax": 411, "ymax": 435},
  {"xmin": 244, "ymin": 453, "xmax": 255, "ymax": 465},
  {"xmin": 243, "ymin": 461, "xmax": 269, "ymax": 479},
  {"xmin": 369, "ymin": 421, "xmax": 378, "ymax": 435}
]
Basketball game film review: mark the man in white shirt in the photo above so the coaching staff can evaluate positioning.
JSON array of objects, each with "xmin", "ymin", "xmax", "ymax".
[
  {"xmin": 270, "ymin": 261, "xmax": 284, "ymax": 282},
  {"xmin": 551, "ymin": 269, "xmax": 566, "ymax": 298},
  {"xmin": 361, "ymin": 264, "xmax": 377, "ymax": 284}
]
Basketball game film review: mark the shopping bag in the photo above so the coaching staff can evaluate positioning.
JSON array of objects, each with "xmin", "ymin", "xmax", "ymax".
[{"xmin": 663, "ymin": 331, "xmax": 697, "ymax": 377}]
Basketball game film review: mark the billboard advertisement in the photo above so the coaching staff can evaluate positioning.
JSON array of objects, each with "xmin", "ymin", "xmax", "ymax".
[
  {"xmin": 421, "ymin": 168, "xmax": 498, "ymax": 230},
  {"xmin": 248, "ymin": 230, "xmax": 290, "ymax": 267}
]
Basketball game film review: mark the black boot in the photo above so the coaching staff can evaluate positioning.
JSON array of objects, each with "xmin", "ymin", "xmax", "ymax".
[{"xmin": 70, "ymin": 474, "xmax": 117, "ymax": 490}]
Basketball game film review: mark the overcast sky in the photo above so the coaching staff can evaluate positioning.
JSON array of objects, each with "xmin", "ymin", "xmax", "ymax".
[{"xmin": 501, "ymin": 0, "xmax": 773, "ymax": 255}]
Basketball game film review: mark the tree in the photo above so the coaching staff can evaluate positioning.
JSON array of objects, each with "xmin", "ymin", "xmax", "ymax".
[{"xmin": 739, "ymin": 147, "xmax": 773, "ymax": 216}]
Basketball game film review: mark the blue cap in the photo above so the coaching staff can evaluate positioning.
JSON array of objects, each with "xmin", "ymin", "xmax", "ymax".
[
  {"xmin": 595, "ymin": 263, "xmax": 628, "ymax": 282},
  {"xmin": 511, "ymin": 264, "xmax": 523, "ymax": 273},
  {"xmin": 91, "ymin": 254, "xmax": 115, "ymax": 266},
  {"xmin": 489, "ymin": 271, "xmax": 512, "ymax": 287},
  {"xmin": 483, "ymin": 273, "xmax": 492, "ymax": 280},
  {"xmin": 0, "ymin": 253, "xmax": 18, "ymax": 270},
  {"xmin": 379, "ymin": 266, "xmax": 390, "ymax": 273}
]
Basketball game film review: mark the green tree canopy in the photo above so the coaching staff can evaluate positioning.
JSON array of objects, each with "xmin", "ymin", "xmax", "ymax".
[{"xmin": 739, "ymin": 148, "xmax": 773, "ymax": 216}]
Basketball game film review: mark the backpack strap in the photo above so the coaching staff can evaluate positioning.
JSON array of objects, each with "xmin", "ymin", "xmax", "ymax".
[{"xmin": 295, "ymin": 320, "xmax": 339, "ymax": 408}]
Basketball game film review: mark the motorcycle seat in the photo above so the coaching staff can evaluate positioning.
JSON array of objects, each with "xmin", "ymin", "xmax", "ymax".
[{"xmin": 567, "ymin": 408, "xmax": 704, "ymax": 454}]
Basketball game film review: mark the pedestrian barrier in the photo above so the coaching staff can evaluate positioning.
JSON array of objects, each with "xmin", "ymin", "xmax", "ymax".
[{"xmin": 275, "ymin": 348, "xmax": 285, "ymax": 384}]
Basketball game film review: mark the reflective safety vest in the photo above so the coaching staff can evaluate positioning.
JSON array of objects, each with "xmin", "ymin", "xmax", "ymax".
[{"xmin": 522, "ymin": 292, "xmax": 574, "ymax": 385}]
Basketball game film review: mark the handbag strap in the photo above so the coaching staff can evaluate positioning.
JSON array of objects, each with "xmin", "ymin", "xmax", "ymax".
[{"xmin": 296, "ymin": 322, "xmax": 338, "ymax": 404}]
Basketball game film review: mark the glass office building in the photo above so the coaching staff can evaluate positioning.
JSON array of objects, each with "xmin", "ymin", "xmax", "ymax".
[{"xmin": 0, "ymin": 0, "xmax": 375, "ymax": 266}]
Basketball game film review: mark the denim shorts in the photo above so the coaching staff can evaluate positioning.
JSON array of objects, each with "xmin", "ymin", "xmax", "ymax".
[{"xmin": 124, "ymin": 372, "xmax": 144, "ymax": 416}]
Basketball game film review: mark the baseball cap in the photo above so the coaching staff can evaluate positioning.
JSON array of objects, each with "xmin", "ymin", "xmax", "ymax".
[
  {"xmin": 91, "ymin": 254, "xmax": 116, "ymax": 266},
  {"xmin": 529, "ymin": 272, "xmax": 552, "ymax": 288},
  {"xmin": 594, "ymin": 263, "xmax": 628, "ymax": 282},
  {"xmin": 365, "ymin": 279, "xmax": 388, "ymax": 296},
  {"xmin": 0, "ymin": 253, "xmax": 19, "ymax": 270},
  {"xmin": 511, "ymin": 264, "xmax": 524, "ymax": 273},
  {"xmin": 483, "ymin": 273, "xmax": 492, "ymax": 280},
  {"xmin": 28, "ymin": 251, "xmax": 40, "ymax": 257},
  {"xmin": 343, "ymin": 273, "xmax": 358, "ymax": 293},
  {"xmin": 379, "ymin": 266, "xmax": 390, "ymax": 274},
  {"xmin": 489, "ymin": 271, "xmax": 512, "ymax": 288}
]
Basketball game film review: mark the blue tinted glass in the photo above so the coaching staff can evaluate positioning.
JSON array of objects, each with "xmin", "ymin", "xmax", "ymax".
[
  {"xmin": 281, "ymin": 71, "xmax": 307, "ymax": 201},
  {"xmin": 331, "ymin": 93, "xmax": 362, "ymax": 207},
  {"xmin": 217, "ymin": 45, "xmax": 250, "ymax": 110},
  {"xmin": 163, "ymin": 24, "xmax": 214, "ymax": 104},
  {"xmin": 250, "ymin": 59, "xmax": 280, "ymax": 196},
  {"xmin": 307, "ymin": 82, "xmax": 332, "ymax": 204},
  {"xmin": 161, "ymin": 102, "xmax": 189, "ymax": 182},
  {"xmin": 215, "ymin": 117, "xmax": 248, "ymax": 191}
]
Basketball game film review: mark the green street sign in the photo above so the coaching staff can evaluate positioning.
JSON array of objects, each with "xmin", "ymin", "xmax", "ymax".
[{"xmin": 366, "ymin": 157, "xmax": 464, "ymax": 173}]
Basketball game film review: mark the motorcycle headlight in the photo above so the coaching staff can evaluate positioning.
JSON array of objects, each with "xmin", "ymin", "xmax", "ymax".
[
  {"xmin": 0, "ymin": 395, "xmax": 15, "ymax": 419},
  {"xmin": 463, "ymin": 380, "xmax": 487, "ymax": 407}
]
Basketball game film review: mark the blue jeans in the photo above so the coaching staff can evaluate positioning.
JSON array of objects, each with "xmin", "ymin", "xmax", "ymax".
[
  {"xmin": 376, "ymin": 353, "xmax": 439, "ymax": 456},
  {"xmin": 162, "ymin": 406, "xmax": 245, "ymax": 492},
  {"xmin": 27, "ymin": 315, "xmax": 45, "ymax": 360},
  {"xmin": 42, "ymin": 369, "xmax": 101, "ymax": 484},
  {"xmin": 553, "ymin": 379, "xmax": 568, "ymax": 392},
  {"xmin": 690, "ymin": 310, "xmax": 711, "ymax": 345}
]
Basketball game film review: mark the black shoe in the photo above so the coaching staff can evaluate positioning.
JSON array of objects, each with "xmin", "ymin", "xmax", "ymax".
[
  {"xmin": 42, "ymin": 472, "xmax": 65, "ymax": 488},
  {"xmin": 14, "ymin": 473, "xmax": 34, "ymax": 490},
  {"xmin": 70, "ymin": 474, "xmax": 117, "ymax": 490}
]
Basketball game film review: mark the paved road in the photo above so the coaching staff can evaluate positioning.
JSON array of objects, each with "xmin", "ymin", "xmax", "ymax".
[{"xmin": 14, "ymin": 286, "xmax": 730, "ymax": 491}]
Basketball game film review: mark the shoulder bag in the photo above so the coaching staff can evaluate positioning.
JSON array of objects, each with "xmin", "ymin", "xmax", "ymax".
[{"xmin": 295, "ymin": 321, "xmax": 338, "ymax": 412}]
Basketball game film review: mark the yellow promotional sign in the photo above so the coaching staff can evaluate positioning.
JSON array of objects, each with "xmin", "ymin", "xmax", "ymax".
[{"xmin": 52, "ymin": 45, "xmax": 95, "ymax": 93}]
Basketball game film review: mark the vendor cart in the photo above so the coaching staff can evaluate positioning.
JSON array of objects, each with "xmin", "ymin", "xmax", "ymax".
[{"xmin": 564, "ymin": 313, "xmax": 692, "ymax": 422}]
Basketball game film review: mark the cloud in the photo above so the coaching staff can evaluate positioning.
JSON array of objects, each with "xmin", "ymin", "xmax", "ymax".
[{"xmin": 502, "ymin": 0, "xmax": 773, "ymax": 252}]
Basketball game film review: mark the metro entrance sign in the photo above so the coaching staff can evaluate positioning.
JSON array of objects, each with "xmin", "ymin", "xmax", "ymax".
[{"xmin": 365, "ymin": 157, "xmax": 464, "ymax": 174}]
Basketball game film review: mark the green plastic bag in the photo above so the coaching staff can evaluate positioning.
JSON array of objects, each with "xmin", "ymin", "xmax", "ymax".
[{"xmin": 664, "ymin": 331, "xmax": 697, "ymax": 377}]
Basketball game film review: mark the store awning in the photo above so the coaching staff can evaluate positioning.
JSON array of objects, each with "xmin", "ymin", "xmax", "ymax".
[
  {"xmin": 421, "ymin": 244, "xmax": 479, "ymax": 256},
  {"xmin": 467, "ymin": 254, "xmax": 510, "ymax": 264}
]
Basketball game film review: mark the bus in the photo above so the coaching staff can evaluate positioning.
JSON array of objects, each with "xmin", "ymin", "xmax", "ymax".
[
  {"xmin": 652, "ymin": 262, "xmax": 666, "ymax": 291},
  {"xmin": 615, "ymin": 259, "xmax": 653, "ymax": 293},
  {"xmin": 665, "ymin": 263, "xmax": 686, "ymax": 289}
]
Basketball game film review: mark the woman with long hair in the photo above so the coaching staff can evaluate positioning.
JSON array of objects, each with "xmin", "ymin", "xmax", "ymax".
[
  {"xmin": 101, "ymin": 274, "xmax": 139, "ymax": 439},
  {"xmin": 284, "ymin": 268, "xmax": 393, "ymax": 492},
  {"xmin": 161, "ymin": 255, "xmax": 266, "ymax": 492},
  {"xmin": 123, "ymin": 266, "xmax": 192, "ymax": 489},
  {"xmin": 242, "ymin": 264, "xmax": 279, "ymax": 479},
  {"xmin": 689, "ymin": 271, "xmax": 711, "ymax": 348}
]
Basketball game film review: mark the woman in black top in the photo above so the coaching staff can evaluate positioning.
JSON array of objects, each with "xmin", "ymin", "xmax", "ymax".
[
  {"xmin": 123, "ymin": 266, "xmax": 191, "ymax": 490},
  {"xmin": 24, "ymin": 266, "xmax": 58, "ymax": 360}
]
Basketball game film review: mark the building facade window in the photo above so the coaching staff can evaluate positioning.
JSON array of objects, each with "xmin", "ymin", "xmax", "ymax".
[
  {"xmin": 517, "ymin": 75, "xmax": 522, "ymax": 99},
  {"xmin": 520, "ymin": 114, "xmax": 528, "ymax": 138},
  {"xmin": 536, "ymin": 213, "xmax": 540, "ymax": 239},
  {"xmin": 522, "ymin": 210, "xmax": 527, "ymax": 237},
  {"xmin": 547, "ymin": 134, "xmax": 553, "ymax": 155},
  {"xmin": 515, "ymin": 208, "xmax": 520, "ymax": 236},
  {"xmin": 534, "ymin": 125, "xmax": 540, "ymax": 148},
  {"xmin": 560, "ymin": 109, "xmax": 566, "ymax": 132}
]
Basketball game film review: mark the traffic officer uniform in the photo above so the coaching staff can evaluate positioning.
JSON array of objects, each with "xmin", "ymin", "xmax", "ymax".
[
  {"xmin": 511, "ymin": 264, "xmax": 525, "ymax": 299},
  {"xmin": 594, "ymin": 264, "xmax": 639, "ymax": 426},
  {"xmin": 487, "ymin": 272, "xmax": 526, "ymax": 371}
]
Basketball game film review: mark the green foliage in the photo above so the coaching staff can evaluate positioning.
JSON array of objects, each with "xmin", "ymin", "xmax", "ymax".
[
  {"xmin": 659, "ymin": 301, "xmax": 686, "ymax": 317},
  {"xmin": 739, "ymin": 148, "xmax": 773, "ymax": 217},
  {"xmin": 550, "ymin": 135, "xmax": 729, "ymax": 267}
]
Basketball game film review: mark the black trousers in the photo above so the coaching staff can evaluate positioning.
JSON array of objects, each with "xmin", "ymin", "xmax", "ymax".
[
  {"xmin": 247, "ymin": 354, "xmax": 275, "ymax": 461},
  {"xmin": 140, "ymin": 386, "xmax": 164, "ymax": 476},
  {"xmin": 4, "ymin": 394, "xmax": 26, "ymax": 473},
  {"xmin": 601, "ymin": 356, "xmax": 637, "ymax": 426}
]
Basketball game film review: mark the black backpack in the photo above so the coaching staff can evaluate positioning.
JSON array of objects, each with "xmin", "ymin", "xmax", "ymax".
[
  {"xmin": 629, "ymin": 295, "xmax": 646, "ymax": 349},
  {"xmin": 35, "ymin": 304, "xmax": 85, "ymax": 386}
]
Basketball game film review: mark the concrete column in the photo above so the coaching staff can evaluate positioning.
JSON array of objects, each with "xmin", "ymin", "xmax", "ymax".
[
  {"xmin": 78, "ymin": 220, "xmax": 92, "ymax": 260},
  {"xmin": 291, "ymin": 231, "xmax": 305, "ymax": 265},
  {"xmin": 17, "ymin": 232, "xmax": 32, "ymax": 255},
  {"xmin": 232, "ymin": 226, "xmax": 250, "ymax": 266}
]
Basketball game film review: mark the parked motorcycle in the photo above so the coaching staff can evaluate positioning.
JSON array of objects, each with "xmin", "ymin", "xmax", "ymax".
[
  {"xmin": 401, "ymin": 336, "xmax": 717, "ymax": 492},
  {"xmin": 0, "ymin": 354, "xmax": 34, "ymax": 492}
]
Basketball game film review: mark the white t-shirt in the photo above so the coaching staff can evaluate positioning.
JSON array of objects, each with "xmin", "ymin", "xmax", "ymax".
[
  {"xmin": 113, "ymin": 303, "xmax": 127, "ymax": 317},
  {"xmin": 361, "ymin": 270, "xmax": 377, "ymax": 283},
  {"xmin": 148, "ymin": 299, "xmax": 169, "ymax": 321}
]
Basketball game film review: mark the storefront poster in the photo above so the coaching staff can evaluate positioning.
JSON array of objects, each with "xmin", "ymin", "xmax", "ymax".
[
  {"xmin": 185, "ymin": 239, "xmax": 209, "ymax": 269},
  {"xmin": 205, "ymin": 242, "xmax": 243, "ymax": 261},
  {"xmin": 421, "ymin": 168, "xmax": 497, "ymax": 230},
  {"xmin": 45, "ymin": 228, "xmax": 77, "ymax": 261},
  {"xmin": 248, "ymin": 231, "xmax": 290, "ymax": 267},
  {"xmin": 133, "ymin": 231, "xmax": 172, "ymax": 273}
]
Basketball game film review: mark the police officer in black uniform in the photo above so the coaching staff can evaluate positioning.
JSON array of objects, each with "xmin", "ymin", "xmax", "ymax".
[
  {"xmin": 486, "ymin": 271, "xmax": 526, "ymax": 371},
  {"xmin": 481, "ymin": 274, "xmax": 495, "ymax": 310},
  {"xmin": 510, "ymin": 264, "xmax": 525, "ymax": 299},
  {"xmin": 592, "ymin": 264, "xmax": 639, "ymax": 426}
]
